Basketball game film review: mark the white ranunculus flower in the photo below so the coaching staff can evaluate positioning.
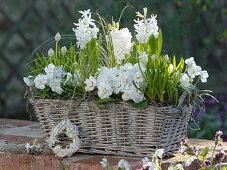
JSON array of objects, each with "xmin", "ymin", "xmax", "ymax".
[
  {"xmin": 85, "ymin": 76, "xmax": 96, "ymax": 91},
  {"xmin": 55, "ymin": 32, "xmax": 61, "ymax": 41},
  {"xmin": 49, "ymin": 78, "xmax": 63, "ymax": 94},
  {"xmin": 187, "ymin": 64, "xmax": 201, "ymax": 78},
  {"xmin": 23, "ymin": 75, "xmax": 34, "ymax": 86},
  {"xmin": 134, "ymin": 14, "xmax": 159, "ymax": 43},
  {"xmin": 155, "ymin": 149, "xmax": 165, "ymax": 158},
  {"xmin": 185, "ymin": 157, "xmax": 194, "ymax": 167},
  {"xmin": 44, "ymin": 63, "xmax": 55, "ymax": 78},
  {"xmin": 180, "ymin": 73, "xmax": 190, "ymax": 87},
  {"xmin": 48, "ymin": 48, "xmax": 54, "ymax": 57},
  {"xmin": 61, "ymin": 46, "xmax": 67, "ymax": 55},
  {"xmin": 185, "ymin": 57, "xmax": 195, "ymax": 66},
  {"xmin": 200, "ymin": 70, "xmax": 209, "ymax": 83},
  {"xmin": 138, "ymin": 51, "xmax": 148, "ymax": 64},
  {"xmin": 110, "ymin": 28, "xmax": 133, "ymax": 64},
  {"xmin": 34, "ymin": 74, "xmax": 48, "ymax": 89}
]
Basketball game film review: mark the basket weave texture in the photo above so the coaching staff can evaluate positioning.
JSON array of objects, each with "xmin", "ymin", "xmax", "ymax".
[{"xmin": 31, "ymin": 99, "xmax": 192, "ymax": 157}]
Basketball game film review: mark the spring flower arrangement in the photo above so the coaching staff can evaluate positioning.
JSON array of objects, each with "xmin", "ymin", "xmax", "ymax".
[
  {"xmin": 100, "ymin": 131, "xmax": 226, "ymax": 170},
  {"xmin": 24, "ymin": 7, "xmax": 211, "ymax": 107}
]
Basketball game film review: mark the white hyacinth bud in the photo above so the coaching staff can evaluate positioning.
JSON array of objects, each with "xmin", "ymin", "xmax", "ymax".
[
  {"xmin": 55, "ymin": 32, "xmax": 61, "ymax": 41},
  {"xmin": 48, "ymin": 48, "xmax": 54, "ymax": 57},
  {"xmin": 61, "ymin": 46, "xmax": 67, "ymax": 55}
]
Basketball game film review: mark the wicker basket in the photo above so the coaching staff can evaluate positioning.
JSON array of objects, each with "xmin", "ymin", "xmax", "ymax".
[{"xmin": 30, "ymin": 99, "xmax": 192, "ymax": 157}]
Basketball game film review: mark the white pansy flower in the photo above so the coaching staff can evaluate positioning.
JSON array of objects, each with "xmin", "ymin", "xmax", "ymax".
[
  {"xmin": 134, "ymin": 14, "xmax": 159, "ymax": 43},
  {"xmin": 138, "ymin": 51, "xmax": 148, "ymax": 64},
  {"xmin": 85, "ymin": 76, "xmax": 96, "ymax": 91},
  {"xmin": 187, "ymin": 64, "xmax": 201, "ymax": 78},
  {"xmin": 49, "ymin": 78, "xmax": 63, "ymax": 94},
  {"xmin": 155, "ymin": 149, "xmax": 165, "ymax": 158},
  {"xmin": 133, "ymin": 72, "xmax": 144, "ymax": 86},
  {"xmin": 97, "ymin": 82, "xmax": 113, "ymax": 99},
  {"xmin": 55, "ymin": 32, "xmax": 61, "ymax": 41},
  {"xmin": 118, "ymin": 159, "xmax": 130, "ymax": 170},
  {"xmin": 48, "ymin": 48, "xmax": 54, "ymax": 57},
  {"xmin": 185, "ymin": 157, "xmax": 194, "ymax": 167},
  {"xmin": 53, "ymin": 66, "xmax": 65, "ymax": 79},
  {"xmin": 200, "ymin": 70, "xmax": 209, "ymax": 83},
  {"xmin": 61, "ymin": 46, "xmax": 67, "ymax": 55},
  {"xmin": 180, "ymin": 73, "xmax": 190, "ymax": 87},
  {"xmin": 120, "ymin": 63, "xmax": 133, "ymax": 72},
  {"xmin": 23, "ymin": 75, "xmax": 34, "ymax": 86},
  {"xmin": 122, "ymin": 91, "xmax": 131, "ymax": 101},
  {"xmin": 73, "ymin": 9, "xmax": 99, "ymax": 49},
  {"xmin": 100, "ymin": 158, "xmax": 108, "ymax": 168},
  {"xmin": 44, "ymin": 63, "xmax": 55, "ymax": 78},
  {"xmin": 129, "ymin": 85, "xmax": 145, "ymax": 103},
  {"xmin": 151, "ymin": 54, "xmax": 156, "ymax": 60},
  {"xmin": 34, "ymin": 74, "xmax": 48, "ymax": 89},
  {"xmin": 110, "ymin": 28, "xmax": 132, "ymax": 64},
  {"xmin": 185, "ymin": 57, "xmax": 195, "ymax": 67}
]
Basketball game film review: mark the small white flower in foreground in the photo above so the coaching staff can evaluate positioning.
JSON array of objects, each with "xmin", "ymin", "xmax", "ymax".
[
  {"xmin": 180, "ymin": 73, "xmax": 190, "ymax": 87},
  {"xmin": 200, "ymin": 70, "xmax": 209, "ymax": 83},
  {"xmin": 25, "ymin": 143, "xmax": 31, "ymax": 152},
  {"xmin": 122, "ymin": 91, "xmax": 131, "ymax": 101},
  {"xmin": 45, "ymin": 63, "xmax": 55, "ymax": 78},
  {"xmin": 164, "ymin": 54, "xmax": 169, "ymax": 61},
  {"xmin": 129, "ymin": 85, "xmax": 145, "ymax": 103},
  {"xmin": 49, "ymin": 78, "xmax": 63, "ymax": 94},
  {"xmin": 48, "ymin": 48, "xmax": 54, "ymax": 57},
  {"xmin": 155, "ymin": 149, "xmax": 165, "ymax": 158},
  {"xmin": 61, "ymin": 46, "xmax": 67, "ymax": 55},
  {"xmin": 100, "ymin": 158, "xmax": 108, "ymax": 168},
  {"xmin": 34, "ymin": 74, "xmax": 48, "ymax": 89},
  {"xmin": 110, "ymin": 28, "xmax": 133, "ymax": 64},
  {"xmin": 97, "ymin": 83, "xmax": 113, "ymax": 99},
  {"xmin": 185, "ymin": 157, "xmax": 194, "ymax": 167},
  {"xmin": 23, "ymin": 75, "xmax": 34, "ymax": 86},
  {"xmin": 118, "ymin": 159, "xmax": 130, "ymax": 170},
  {"xmin": 55, "ymin": 32, "xmax": 61, "ymax": 41},
  {"xmin": 138, "ymin": 51, "xmax": 148, "ymax": 64},
  {"xmin": 187, "ymin": 64, "xmax": 201, "ymax": 78},
  {"xmin": 85, "ymin": 76, "xmax": 96, "ymax": 91},
  {"xmin": 185, "ymin": 57, "xmax": 195, "ymax": 66}
]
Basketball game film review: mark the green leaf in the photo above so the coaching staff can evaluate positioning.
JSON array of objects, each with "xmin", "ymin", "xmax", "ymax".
[
  {"xmin": 95, "ymin": 98, "xmax": 121, "ymax": 104},
  {"xmin": 198, "ymin": 147, "xmax": 209, "ymax": 163},
  {"xmin": 217, "ymin": 138, "xmax": 223, "ymax": 145},
  {"xmin": 130, "ymin": 100, "xmax": 148, "ymax": 109}
]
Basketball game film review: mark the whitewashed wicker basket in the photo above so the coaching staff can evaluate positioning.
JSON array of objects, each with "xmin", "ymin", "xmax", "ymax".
[{"xmin": 30, "ymin": 98, "xmax": 192, "ymax": 158}]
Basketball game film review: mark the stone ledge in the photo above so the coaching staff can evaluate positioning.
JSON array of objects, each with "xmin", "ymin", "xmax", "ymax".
[{"xmin": 0, "ymin": 119, "xmax": 226, "ymax": 170}]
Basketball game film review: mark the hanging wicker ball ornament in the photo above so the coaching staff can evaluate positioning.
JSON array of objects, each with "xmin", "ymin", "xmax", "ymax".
[{"xmin": 47, "ymin": 120, "xmax": 80, "ymax": 157}]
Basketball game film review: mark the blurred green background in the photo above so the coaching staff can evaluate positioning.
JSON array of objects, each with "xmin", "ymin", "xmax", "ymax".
[{"xmin": 0, "ymin": 0, "xmax": 226, "ymax": 140}]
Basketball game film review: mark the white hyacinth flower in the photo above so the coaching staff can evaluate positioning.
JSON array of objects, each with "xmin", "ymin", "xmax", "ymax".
[
  {"xmin": 34, "ymin": 74, "xmax": 48, "ymax": 89},
  {"xmin": 55, "ymin": 32, "xmax": 61, "ymax": 41},
  {"xmin": 138, "ymin": 51, "xmax": 148, "ymax": 64},
  {"xmin": 85, "ymin": 76, "xmax": 96, "ymax": 91},
  {"xmin": 185, "ymin": 57, "xmax": 195, "ymax": 67},
  {"xmin": 187, "ymin": 64, "xmax": 201, "ymax": 78},
  {"xmin": 180, "ymin": 73, "xmax": 190, "ymax": 87},
  {"xmin": 185, "ymin": 157, "xmax": 194, "ymax": 167},
  {"xmin": 200, "ymin": 70, "xmax": 209, "ymax": 83},
  {"xmin": 73, "ymin": 9, "xmax": 99, "ymax": 49},
  {"xmin": 155, "ymin": 149, "xmax": 165, "ymax": 158},
  {"xmin": 61, "ymin": 46, "xmax": 67, "ymax": 55},
  {"xmin": 110, "ymin": 28, "xmax": 133, "ymax": 64},
  {"xmin": 23, "ymin": 75, "xmax": 34, "ymax": 86},
  {"xmin": 134, "ymin": 14, "xmax": 159, "ymax": 43},
  {"xmin": 100, "ymin": 158, "xmax": 108, "ymax": 168},
  {"xmin": 48, "ymin": 48, "xmax": 54, "ymax": 57},
  {"xmin": 49, "ymin": 78, "xmax": 63, "ymax": 94}
]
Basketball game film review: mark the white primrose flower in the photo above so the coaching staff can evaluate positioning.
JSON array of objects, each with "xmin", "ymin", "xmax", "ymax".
[
  {"xmin": 185, "ymin": 157, "xmax": 194, "ymax": 167},
  {"xmin": 118, "ymin": 159, "xmax": 130, "ymax": 170},
  {"xmin": 49, "ymin": 78, "xmax": 63, "ymax": 94},
  {"xmin": 138, "ymin": 51, "xmax": 148, "ymax": 64},
  {"xmin": 85, "ymin": 76, "xmax": 96, "ymax": 91},
  {"xmin": 155, "ymin": 149, "xmax": 165, "ymax": 158},
  {"xmin": 48, "ymin": 48, "xmax": 54, "ymax": 57},
  {"xmin": 61, "ymin": 46, "xmax": 67, "ymax": 55},
  {"xmin": 200, "ymin": 70, "xmax": 209, "ymax": 83},
  {"xmin": 134, "ymin": 14, "xmax": 159, "ymax": 43},
  {"xmin": 97, "ymin": 82, "xmax": 113, "ymax": 99},
  {"xmin": 55, "ymin": 32, "xmax": 61, "ymax": 41},
  {"xmin": 185, "ymin": 57, "xmax": 195, "ymax": 67},
  {"xmin": 110, "ymin": 28, "xmax": 133, "ymax": 64},
  {"xmin": 180, "ymin": 73, "xmax": 190, "ymax": 87},
  {"xmin": 187, "ymin": 64, "xmax": 201, "ymax": 78},
  {"xmin": 23, "ymin": 75, "xmax": 34, "ymax": 86},
  {"xmin": 100, "ymin": 158, "xmax": 108, "ymax": 168},
  {"xmin": 34, "ymin": 74, "xmax": 48, "ymax": 89},
  {"xmin": 45, "ymin": 63, "xmax": 55, "ymax": 78},
  {"xmin": 73, "ymin": 9, "xmax": 99, "ymax": 49}
]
